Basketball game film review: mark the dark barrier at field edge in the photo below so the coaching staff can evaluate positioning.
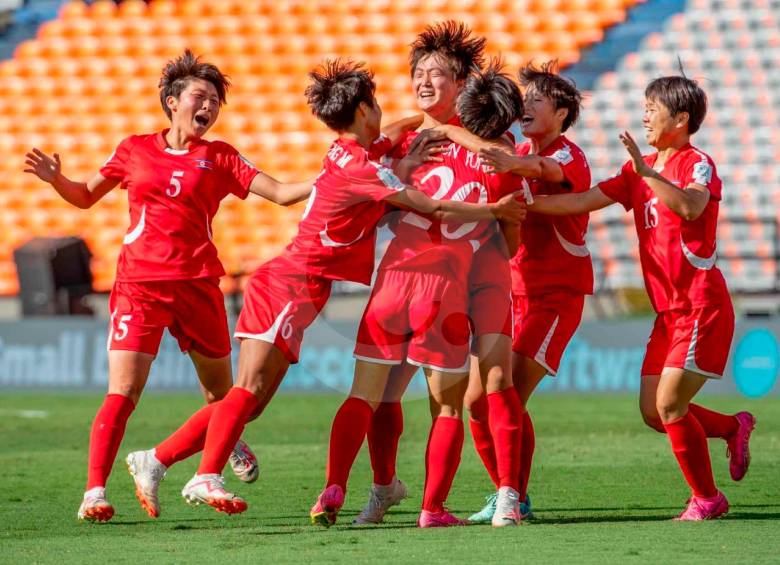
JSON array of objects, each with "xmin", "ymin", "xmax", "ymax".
[{"xmin": 0, "ymin": 317, "xmax": 777, "ymax": 398}]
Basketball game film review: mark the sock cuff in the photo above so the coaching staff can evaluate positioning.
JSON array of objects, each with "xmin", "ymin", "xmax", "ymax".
[{"xmin": 105, "ymin": 393, "xmax": 136, "ymax": 412}]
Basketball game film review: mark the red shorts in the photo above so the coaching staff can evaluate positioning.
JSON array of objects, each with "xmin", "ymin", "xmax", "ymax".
[
  {"xmin": 234, "ymin": 258, "xmax": 332, "ymax": 364},
  {"xmin": 354, "ymin": 269, "xmax": 472, "ymax": 372},
  {"xmin": 641, "ymin": 305, "xmax": 735, "ymax": 379},
  {"xmin": 468, "ymin": 242, "xmax": 513, "ymax": 339},
  {"xmin": 108, "ymin": 278, "xmax": 230, "ymax": 358},
  {"xmin": 512, "ymin": 291, "xmax": 585, "ymax": 375}
]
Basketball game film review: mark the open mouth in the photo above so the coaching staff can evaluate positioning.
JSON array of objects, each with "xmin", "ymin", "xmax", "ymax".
[
  {"xmin": 521, "ymin": 115, "xmax": 534, "ymax": 126},
  {"xmin": 194, "ymin": 114, "xmax": 210, "ymax": 127},
  {"xmin": 418, "ymin": 90, "xmax": 435, "ymax": 100}
]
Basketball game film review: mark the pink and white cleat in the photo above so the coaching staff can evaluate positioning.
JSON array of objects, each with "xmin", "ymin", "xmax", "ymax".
[
  {"xmin": 77, "ymin": 487, "xmax": 115, "ymax": 522},
  {"xmin": 181, "ymin": 474, "xmax": 247, "ymax": 515},
  {"xmin": 727, "ymin": 412, "xmax": 756, "ymax": 481},
  {"xmin": 310, "ymin": 484, "xmax": 345, "ymax": 527},
  {"xmin": 674, "ymin": 491, "xmax": 729, "ymax": 521},
  {"xmin": 418, "ymin": 509, "xmax": 468, "ymax": 528}
]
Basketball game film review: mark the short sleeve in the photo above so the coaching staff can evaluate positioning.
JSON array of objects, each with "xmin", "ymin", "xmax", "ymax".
[
  {"xmin": 491, "ymin": 172, "xmax": 525, "ymax": 202},
  {"xmin": 214, "ymin": 142, "xmax": 260, "ymax": 200},
  {"xmin": 681, "ymin": 151, "xmax": 722, "ymax": 201},
  {"xmin": 367, "ymin": 134, "xmax": 394, "ymax": 161},
  {"xmin": 597, "ymin": 160, "xmax": 635, "ymax": 211},
  {"xmin": 550, "ymin": 143, "xmax": 591, "ymax": 193},
  {"xmin": 99, "ymin": 136, "xmax": 136, "ymax": 181},
  {"xmin": 344, "ymin": 159, "xmax": 406, "ymax": 203}
]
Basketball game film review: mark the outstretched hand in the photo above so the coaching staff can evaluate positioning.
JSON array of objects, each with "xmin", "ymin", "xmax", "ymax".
[
  {"xmin": 619, "ymin": 131, "xmax": 650, "ymax": 176},
  {"xmin": 479, "ymin": 147, "xmax": 518, "ymax": 173},
  {"xmin": 24, "ymin": 148, "xmax": 62, "ymax": 184}
]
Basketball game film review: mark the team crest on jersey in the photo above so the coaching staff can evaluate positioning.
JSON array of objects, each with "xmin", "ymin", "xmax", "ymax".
[
  {"xmin": 372, "ymin": 163, "xmax": 404, "ymax": 191},
  {"xmin": 195, "ymin": 159, "xmax": 214, "ymax": 170},
  {"xmin": 693, "ymin": 161, "xmax": 713, "ymax": 185},
  {"xmin": 551, "ymin": 145, "xmax": 574, "ymax": 165}
]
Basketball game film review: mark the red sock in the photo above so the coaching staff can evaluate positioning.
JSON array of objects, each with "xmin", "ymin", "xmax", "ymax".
[
  {"xmin": 468, "ymin": 394, "xmax": 500, "ymax": 489},
  {"xmin": 663, "ymin": 411, "xmax": 718, "ymax": 498},
  {"xmin": 197, "ymin": 388, "xmax": 258, "ymax": 475},
  {"xmin": 154, "ymin": 403, "xmax": 217, "ymax": 468},
  {"xmin": 518, "ymin": 410, "xmax": 535, "ymax": 500},
  {"xmin": 688, "ymin": 404, "xmax": 739, "ymax": 439},
  {"xmin": 422, "ymin": 416, "xmax": 464, "ymax": 513},
  {"xmin": 487, "ymin": 388, "xmax": 523, "ymax": 491},
  {"xmin": 326, "ymin": 397, "xmax": 374, "ymax": 491},
  {"xmin": 86, "ymin": 394, "xmax": 135, "ymax": 490},
  {"xmin": 367, "ymin": 402, "xmax": 403, "ymax": 486}
]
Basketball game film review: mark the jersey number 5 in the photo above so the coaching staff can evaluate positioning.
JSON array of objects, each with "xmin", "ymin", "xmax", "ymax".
[{"xmin": 167, "ymin": 171, "xmax": 185, "ymax": 197}]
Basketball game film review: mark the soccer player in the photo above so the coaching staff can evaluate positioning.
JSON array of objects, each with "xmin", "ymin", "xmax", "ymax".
[
  {"xmin": 23, "ymin": 50, "xmax": 312, "ymax": 522},
  {"xmin": 351, "ymin": 20, "xmax": 523, "ymax": 527},
  {"xmin": 435, "ymin": 61, "xmax": 591, "ymax": 523},
  {"xmin": 173, "ymin": 59, "xmax": 526, "ymax": 515},
  {"xmin": 312, "ymin": 61, "xmax": 526, "ymax": 528},
  {"xmin": 528, "ymin": 74, "xmax": 755, "ymax": 520}
]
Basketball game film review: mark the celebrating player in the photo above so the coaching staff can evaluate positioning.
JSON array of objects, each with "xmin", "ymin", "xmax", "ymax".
[
  {"xmin": 529, "ymin": 74, "xmax": 755, "ymax": 520},
  {"xmin": 350, "ymin": 20, "xmax": 525, "ymax": 527},
  {"xmin": 311, "ymin": 61, "xmax": 526, "ymax": 528},
  {"xmin": 435, "ymin": 60, "xmax": 591, "ymax": 523},
  {"xmin": 24, "ymin": 50, "xmax": 312, "ymax": 522},
  {"xmin": 168, "ymin": 59, "xmax": 525, "ymax": 515}
]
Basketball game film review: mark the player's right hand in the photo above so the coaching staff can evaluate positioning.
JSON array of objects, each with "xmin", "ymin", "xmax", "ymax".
[
  {"xmin": 406, "ymin": 129, "xmax": 448, "ymax": 163},
  {"xmin": 24, "ymin": 148, "xmax": 62, "ymax": 184},
  {"xmin": 491, "ymin": 192, "xmax": 528, "ymax": 223}
]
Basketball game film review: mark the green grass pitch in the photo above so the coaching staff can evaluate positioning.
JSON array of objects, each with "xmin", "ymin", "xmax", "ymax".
[{"xmin": 1, "ymin": 392, "xmax": 779, "ymax": 564}]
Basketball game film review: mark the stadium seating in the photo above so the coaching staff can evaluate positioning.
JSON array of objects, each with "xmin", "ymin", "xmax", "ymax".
[
  {"xmin": 0, "ymin": 0, "xmax": 641, "ymax": 294},
  {"xmin": 570, "ymin": 0, "xmax": 780, "ymax": 293}
]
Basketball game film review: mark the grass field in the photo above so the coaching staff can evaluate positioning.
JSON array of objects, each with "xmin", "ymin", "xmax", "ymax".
[{"xmin": 1, "ymin": 392, "xmax": 779, "ymax": 564}]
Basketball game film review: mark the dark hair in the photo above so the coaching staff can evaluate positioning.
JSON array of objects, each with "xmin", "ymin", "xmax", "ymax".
[
  {"xmin": 519, "ymin": 60, "xmax": 582, "ymax": 132},
  {"xmin": 409, "ymin": 20, "xmax": 486, "ymax": 81},
  {"xmin": 158, "ymin": 49, "xmax": 230, "ymax": 120},
  {"xmin": 644, "ymin": 75, "xmax": 707, "ymax": 134},
  {"xmin": 305, "ymin": 59, "xmax": 376, "ymax": 131},
  {"xmin": 458, "ymin": 59, "xmax": 523, "ymax": 139}
]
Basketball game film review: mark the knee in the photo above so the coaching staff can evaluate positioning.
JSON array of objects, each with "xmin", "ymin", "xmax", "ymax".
[
  {"xmin": 640, "ymin": 408, "xmax": 666, "ymax": 433},
  {"xmin": 655, "ymin": 396, "xmax": 687, "ymax": 424},
  {"xmin": 436, "ymin": 404, "xmax": 461, "ymax": 419}
]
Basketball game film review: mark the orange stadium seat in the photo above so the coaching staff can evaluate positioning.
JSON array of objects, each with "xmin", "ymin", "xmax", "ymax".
[{"xmin": 0, "ymin": 0, "xmax": 643, "ymax": 294}]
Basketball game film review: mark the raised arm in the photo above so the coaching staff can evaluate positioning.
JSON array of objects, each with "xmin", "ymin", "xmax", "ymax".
[
  {"xmin": 529, "ymin": 186, "xmax": 615, "ymax": 216},
  {"xmin": 24, "ymin": 148, "xmax": 118, "ymax": 209},
  {"xmin": 386, "ymin": 188, "xmax": 527, "ymax": 224},
  {"xmin": 248, "ymin": 171, "xmax": 313, "ymax": 206},
  {"xmin": 619, "ymin": 131, "xmax": 709, "ymax": 221},
  {"xmin": 381, "ymin": 114, "xmax": 424, "ymax": 147},
  {"xmin": 479, "ymin": 147, "xmax": 565, "ymax": 183}
]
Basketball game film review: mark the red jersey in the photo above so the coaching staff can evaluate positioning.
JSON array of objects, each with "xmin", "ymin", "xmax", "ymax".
[
  {"xmin": 510, "ymin": 135, "xmax": 593, "ymax": 296},
  {"xmin": 597, "ymin": 143, "xmax": 729, "ymax": 312},
  {"xmin": 379, "ymin": 138, "xmax": 519, "ymax": 278},
  {"xmin": 280, "ymin": 136, "xmax": 403, "ymax": 285},
  {"xmin": 100, "ymin": 130, "xmax": 258, "ymax": 282}
]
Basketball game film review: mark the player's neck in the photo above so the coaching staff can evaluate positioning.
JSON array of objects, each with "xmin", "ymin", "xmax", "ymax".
[
  {"xmin": 530, "ymin": 130, "xmax": 561, "ymax": 154},
  {"xmin": 421, "ymin": 109, "xmax": 456, "ymax": 129},
  {"xmin": 339, "ymin": 129, "xmax": 374, "ymax": 150},
  {"xmin": 654, "ymin": 135, "xmax": 691, "ymax": 165},
  {"xmin": 165, "ymin": 126, "xmax": 197, "ymax": 151}
]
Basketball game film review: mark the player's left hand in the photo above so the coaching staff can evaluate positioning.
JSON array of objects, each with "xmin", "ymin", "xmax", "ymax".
[
  {"xmin": 619, "ymin": 131, "xmax": 651, "ymax": 176},
  {"xmin": 479, "ymin": 147, "xmax": 518, "ymax": 173}
]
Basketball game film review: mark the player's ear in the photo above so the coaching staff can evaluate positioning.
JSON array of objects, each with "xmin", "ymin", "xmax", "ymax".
[
  {"xmin": 555, "ymin": 107, "xmax": 569, "ymax": 124},
  {"xmin": 166, "ymin": 95, "xmax": 178, "ymax": 115},
  {"xmin": 675, "ymin": 111, "xmax": 690, "ymax": 129}
]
